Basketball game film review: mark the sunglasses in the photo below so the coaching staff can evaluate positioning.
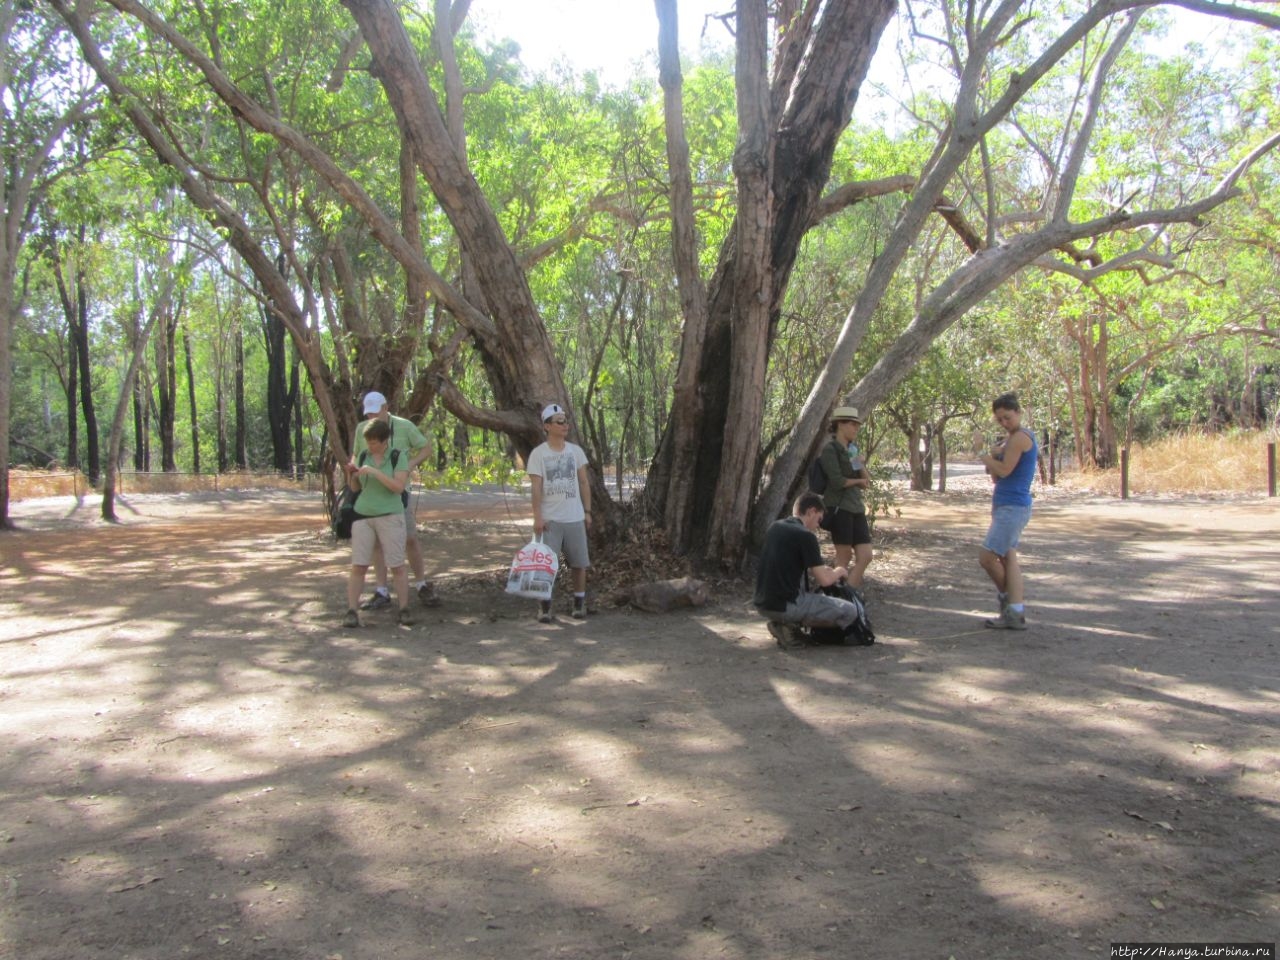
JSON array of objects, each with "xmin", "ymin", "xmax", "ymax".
[{"xmin": 546, "ymin": 417, "xmax": 569, "ymax": 425}]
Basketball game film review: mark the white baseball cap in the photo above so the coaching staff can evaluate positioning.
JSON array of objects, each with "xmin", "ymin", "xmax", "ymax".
[
  {"xmin": 541, "ymin": 403, "xmax": 566, "ymax": 422},
  {"xmin": 362, "ymin": 391, "xmax": 387, "ymax": 416}
]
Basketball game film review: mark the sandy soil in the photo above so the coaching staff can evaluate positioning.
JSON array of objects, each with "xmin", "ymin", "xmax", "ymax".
[{"xmin": 1, "ymin": 480, "xmax": 1277, "ymax": 960}]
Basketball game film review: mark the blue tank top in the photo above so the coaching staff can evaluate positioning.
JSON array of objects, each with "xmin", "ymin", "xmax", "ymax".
[{"xmin": 993, "ymin": 428, "xmax": 1038, "ymax": 507}]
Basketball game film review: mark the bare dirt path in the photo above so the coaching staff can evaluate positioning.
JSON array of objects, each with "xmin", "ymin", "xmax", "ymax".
[{"xmin": 1, "ymin": 485, "xmax": 1277, "ymax": 960}]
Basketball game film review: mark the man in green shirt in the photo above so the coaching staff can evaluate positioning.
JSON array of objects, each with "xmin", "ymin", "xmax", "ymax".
[{"xmin": 351, "ymin": 391, "xmax": 441, "ymax": 609}]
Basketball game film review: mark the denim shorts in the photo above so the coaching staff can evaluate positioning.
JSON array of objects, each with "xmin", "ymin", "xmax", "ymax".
[{"xmin": 983, "ymin": 504, "xmax": 1032, "ymax": 557}]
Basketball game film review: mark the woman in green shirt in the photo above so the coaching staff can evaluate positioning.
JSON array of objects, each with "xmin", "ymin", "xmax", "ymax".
[{"xmin": 342, "ymin": 419, "xmax": 412, "ymax": 627}]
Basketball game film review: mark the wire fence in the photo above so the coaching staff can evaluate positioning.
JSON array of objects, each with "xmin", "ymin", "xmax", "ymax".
[{"xmin": 8, "ymin": 469, "xmax": 325, "ymax": 501}]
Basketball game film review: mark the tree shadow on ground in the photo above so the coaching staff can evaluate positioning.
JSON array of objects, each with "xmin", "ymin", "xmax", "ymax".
[{"xmin": 0, "ymin": 491, "xmax": 1276, "ymax": 959}]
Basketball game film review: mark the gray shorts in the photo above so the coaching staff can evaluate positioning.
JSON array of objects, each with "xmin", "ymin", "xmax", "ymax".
[
  {"xmin": 542, "ymin": 520, "xmax": 591, "ymax": 569},
  {"xmin": 757, "ymin": 590, "xmax": 858, "ymax": 630}
]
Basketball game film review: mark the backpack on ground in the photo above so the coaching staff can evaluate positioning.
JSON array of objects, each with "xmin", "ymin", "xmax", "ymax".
[{"xmin": 808, "ymin": 581, "xmax": 876, "ymax": 646}]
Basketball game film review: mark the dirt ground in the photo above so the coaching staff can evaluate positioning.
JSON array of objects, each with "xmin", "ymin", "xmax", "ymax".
[{"xmin": 1, "ymin": 478, "xmax": 1277, "ymax": 960}]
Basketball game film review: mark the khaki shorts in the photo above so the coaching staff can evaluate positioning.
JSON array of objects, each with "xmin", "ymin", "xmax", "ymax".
[{"xmin": 351, "ymin": 513, "xmax": 407, "ymax": 568}]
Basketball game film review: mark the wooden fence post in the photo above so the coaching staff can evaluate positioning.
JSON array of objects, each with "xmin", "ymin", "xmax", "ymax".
[
  {"xmin": 1269, "ymin": 442, "xmax": 1276, "ymax": 498},
  {"xmin": 1120, "ymin": 447, "xmax": 1130, "ymax": 500}
]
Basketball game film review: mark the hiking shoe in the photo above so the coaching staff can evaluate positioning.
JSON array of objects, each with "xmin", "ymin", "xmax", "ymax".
[
  {"xmin": 571, "ymin": 596, "xmax": 587, "ymax": 619},
  {"xmin": 984, "ymin": 609, "xmax": 1027, "ymax": 630},
  {"xmin": 417, "ymin": 581, "xmax": 441, "ymax": 608},
  {"xmin": 537, "ymin": 601, "xmax": 553, "ymax": 624},
  {"xmin": 360, "ymin": 590, "xmax": 393, "ymax": 611},
  {"xmin": 767, "ymin": 620, "xmax": 810, "ymax": 650},
  {"xmin": 397, "ymin": 608, "xmax": 414, "ymax": 627},
  {"xmin": 342, "ymin": 609, "xmax": 360, "ymax": 629}
]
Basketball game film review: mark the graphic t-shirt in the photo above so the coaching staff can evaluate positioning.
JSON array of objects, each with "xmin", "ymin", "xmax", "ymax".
[{"xmin": 526, "ymin": 441, "xmax": 588, "ymax": 523}]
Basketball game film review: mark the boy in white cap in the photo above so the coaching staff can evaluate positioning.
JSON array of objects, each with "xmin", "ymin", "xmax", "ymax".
[
  {"xmin": 351, "ymin": 390, "xmax": 440, "ymax": 610},
  {"xmin": 526, "ymin": 403, "xmax": 592, "ymax": 622}
]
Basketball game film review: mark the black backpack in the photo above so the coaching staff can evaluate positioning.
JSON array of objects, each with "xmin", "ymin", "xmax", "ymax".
[
  {"xmin": 808, "ymin": 581, "xmax": 876, "ymax": 646},
  {"xmin": 807, "ymin": 454, "xmax": 828, "ymax": 495}
]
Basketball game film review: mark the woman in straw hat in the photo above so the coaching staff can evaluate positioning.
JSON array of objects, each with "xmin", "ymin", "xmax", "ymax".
[{"xmin": 814, "ymin": 406, "xmax": 873, "ymax": 601}]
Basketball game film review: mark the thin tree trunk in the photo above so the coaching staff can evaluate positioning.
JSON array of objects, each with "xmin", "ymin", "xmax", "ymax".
[
  {"xmin": 234, "ymin": 325, "xmax": 247, "ymax": 469},
  {"xmin": 156, "ymin": 294, "xmax": 178, "ymax": 471},
  {"xmin": 651, "ymin": 0, "xmax": 709, "ymax": 539},
  {"xmin": 183, "ymin": 323, "xmax": 200, "ymax": 473},
  {"xmin": 263, "ymin": 259, "xmax": 294, "ymax": 473},
  {"xmin": 216, "ymin": 373, "xmax": 228, "ymax": 473},
  {"xmin": 73, "ymin": 277, "xmax": 100, "ymax": 484},
  {"xmin": 291, "ymin": 355, "xmax": 303, "ymax": 474},
  {"xmin": 0, "ymin": 265, "xmax": 13, "ymax": 528},
  {"xmin": 104, "ymin": 275, "xmax": 175, "ymax": 520},
  {"xmin": 48, "ymin": 240, "xmax": 82, "ymax": 471}
]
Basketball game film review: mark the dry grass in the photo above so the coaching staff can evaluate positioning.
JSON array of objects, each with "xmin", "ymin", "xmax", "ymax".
[
  {"xmin": 8, "ymin": 469, "xmax": 321, "ymax": 501},
  {"xmin": 1058, "ymin": 430, "xmax": 1277, "ymax": 497},
  {"xmin": 11, "ymin": 432, "xmax": 1277, "ymax": 504}
]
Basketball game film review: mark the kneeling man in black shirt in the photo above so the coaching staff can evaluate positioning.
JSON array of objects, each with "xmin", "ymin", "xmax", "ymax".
[{"xmin": 754, "ymin": 493, "xmax": 868, "ymax": 649}]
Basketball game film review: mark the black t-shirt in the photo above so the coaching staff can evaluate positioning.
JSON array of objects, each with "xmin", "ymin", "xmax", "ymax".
[{"xmin": 753, "ymin": 516, "xmax": 824, "ymax": 611}]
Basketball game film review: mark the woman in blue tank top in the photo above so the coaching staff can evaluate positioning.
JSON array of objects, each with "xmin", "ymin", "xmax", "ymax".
[{"xmin": 975, "ymin": 392, "xmax": 1038, "ymax": 630}]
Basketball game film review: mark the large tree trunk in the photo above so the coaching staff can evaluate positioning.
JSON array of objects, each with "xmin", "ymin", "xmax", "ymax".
[
  {"xmin": 650, "ymin": 0, "xmax": 895, "ymax": 564},
  {"xmin": 703, "ymin": 0, "xmax": 774, "ymax": 568}
]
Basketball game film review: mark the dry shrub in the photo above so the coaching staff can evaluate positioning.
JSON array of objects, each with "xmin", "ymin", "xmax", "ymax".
[
  {"xmin": 9, "ymin": 468, "xmax": 321, "ymax": 502},
  {"xmin": 9, "ymin": 469, "xmax": 91, "ymax": 499},
  {"xmin": 1059, "ymin": 431, "xmax": 1275, "ymax": 496}
]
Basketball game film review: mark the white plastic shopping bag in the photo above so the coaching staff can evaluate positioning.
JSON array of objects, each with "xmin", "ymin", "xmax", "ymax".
[{"xmin": 505, "ymin": 535, "xmax": 559, "ymax": 599}]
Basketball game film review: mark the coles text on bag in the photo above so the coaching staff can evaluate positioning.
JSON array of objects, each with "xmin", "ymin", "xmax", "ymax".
[{"xmin": 505, "ymin": 536, "xmax": 559, "ymax": 599}]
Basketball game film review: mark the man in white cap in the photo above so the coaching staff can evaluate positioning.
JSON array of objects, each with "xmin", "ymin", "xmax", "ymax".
[
  {"xmin": 351, "ymin": 390, "xmax": 440, "ymax": 610},
  {"xmin": 526, "ymin": 402, "xmax": 592, "ymax": 623}
]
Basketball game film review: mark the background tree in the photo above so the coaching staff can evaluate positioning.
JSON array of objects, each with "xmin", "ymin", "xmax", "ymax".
[
  {"xmin": 1, "ymin": 2, "xmax": 99, "ymax": 527},
  {"xmin": 35, "ymin": 0, "xmax": 1280, "ymax": 568}
]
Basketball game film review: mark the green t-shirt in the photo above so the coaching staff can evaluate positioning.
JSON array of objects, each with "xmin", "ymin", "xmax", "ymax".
[
  {"xmin": 354, "ymin": 413, "xmax": 428, "ymax": 465},
  {"xmin": 353, "ymin": 449, "xmax": 406, "ymax": 517}
]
